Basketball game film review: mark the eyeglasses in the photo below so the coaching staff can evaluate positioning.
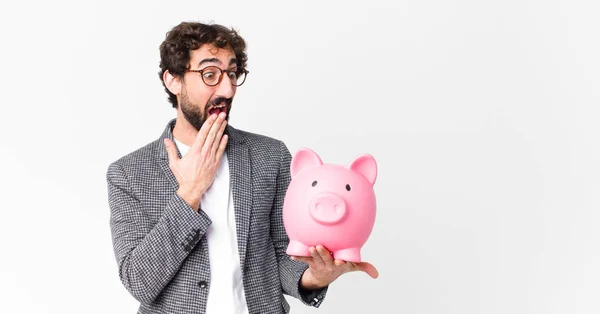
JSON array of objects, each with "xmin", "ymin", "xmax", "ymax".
[{"xmin": 186, "ymin": 66, "xmax": 249, "ymax": 87}]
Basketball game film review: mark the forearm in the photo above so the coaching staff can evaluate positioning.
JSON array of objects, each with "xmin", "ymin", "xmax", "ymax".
[
  {"xmin": 107, "ymin": 163, "xmax": 211, "ymax": 304},
  {"xmin": 275, "ymin": 246, "xmax": 310, "ymax": 297},
  {"xmin": 113, "ymin": 193, "xmax": 211, "ymax": 303}
]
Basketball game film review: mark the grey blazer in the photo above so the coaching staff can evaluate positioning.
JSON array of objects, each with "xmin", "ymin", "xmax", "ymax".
[{"xmin": 106, "ymin": 119, "xmax": 328, "ymax": 314}]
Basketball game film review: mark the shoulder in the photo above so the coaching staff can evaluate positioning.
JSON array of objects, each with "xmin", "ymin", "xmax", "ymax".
[
  {"xmin": 231, "ymin": 126, "xmax": 292, "ymax": 161},
  {"xmin": 106, "ymin": 139, "xmax": 162, "ymax": 182},
  {"xmin": 231, "ymin": 127, "xmax": 291, "ymax": 166},
  {"xmin": 107, "ymin": 118, "xmax": 176, "ymax": 177}
]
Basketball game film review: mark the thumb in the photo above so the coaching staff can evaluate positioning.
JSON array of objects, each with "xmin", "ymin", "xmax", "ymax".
[
  {"xmin": 354, "ymin": 262, "xmax": 379, "ymax": 279},
  {"xmin": 163, "ymin": 138, "xmax": 179, "ymax": 165}
]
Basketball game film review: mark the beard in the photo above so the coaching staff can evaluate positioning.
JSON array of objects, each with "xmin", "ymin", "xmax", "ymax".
[{"xmin": 180, "ymin": 87, "xmax": 232, "ymax": 131}]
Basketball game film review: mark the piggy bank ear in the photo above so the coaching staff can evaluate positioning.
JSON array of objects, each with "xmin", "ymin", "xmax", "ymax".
[
  {"xmin": 290, "ymin": 148, "xmax": 323, "ymax": 179},
  {"xmin": 348, "ymin": 154, "xmax": 377, "ymax": 186}
]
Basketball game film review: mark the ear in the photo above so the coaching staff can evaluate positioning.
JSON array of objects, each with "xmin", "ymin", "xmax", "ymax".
[
  {"xmin": 163, "ymin": 70, "xmax": 182, "ymax": 96},
  {"xmin": 290, "ymin": 148, "xmax": 323, "ymax": 179},
  {"xmin": 348, "ymin": 154, "xmax": 377, "ymax": 186}
]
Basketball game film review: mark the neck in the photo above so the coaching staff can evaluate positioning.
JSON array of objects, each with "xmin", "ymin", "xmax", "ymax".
[{"xmin": 172, "ymin": 110, "xmax": 198, "ymax": 148}]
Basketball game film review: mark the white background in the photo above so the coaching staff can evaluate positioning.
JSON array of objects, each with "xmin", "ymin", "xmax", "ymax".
[{"xmin": 1, "ymin": 0, "xmax": 599, "ymax": 313}]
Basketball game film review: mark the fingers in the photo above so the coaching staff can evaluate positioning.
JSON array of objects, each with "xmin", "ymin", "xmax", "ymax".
[
  {"xmin": 309, "ymin": 246, "xmax": 326, "ymax": 269},
  {"xmin": 191, "ymin": 114, "xmax": 217, "ymax": 152},
  {"xmin": 316, "ymin": 245, "xmax": 334, "ymax": 264},
  {"xmin": 334, "ymin": 259, "xmax": 345, "ymax": 267},
  {"xmin": 163, "ymin": 138, "xmax": 179, "ymax": 165},
  {"xmin": 216, "ymin": 134, "xmax": 228, "ymax": 160},
  {"xmin": 201, "ymin": 112, "xmax": 227, "ymax": 156},
  {"xmin": 211, "ymin": 116, "xmax": 228, "ymax": 156},
  {"xmin": 290, "ymin": 256, "xmax": 317, "ymax": 269}
]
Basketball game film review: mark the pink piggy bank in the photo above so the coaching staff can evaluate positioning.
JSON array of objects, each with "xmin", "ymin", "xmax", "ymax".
[{"xmin": 283, "ymin": 147, "xmax": 377, "ymax": 263}]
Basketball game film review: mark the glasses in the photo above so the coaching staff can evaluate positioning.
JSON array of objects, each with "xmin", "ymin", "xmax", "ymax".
[{"xmin": 187, "ymin": 66, "xmax": 249, "ymax": 87}]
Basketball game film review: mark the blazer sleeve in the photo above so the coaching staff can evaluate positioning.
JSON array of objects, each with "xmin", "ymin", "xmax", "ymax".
[
  {"xmin": 106, "ymin": 162, "xmax": 212, "ymax": 304},
  {"xmin": 270, "ymin": 141, "xmax": 328, "ymax": 308}
]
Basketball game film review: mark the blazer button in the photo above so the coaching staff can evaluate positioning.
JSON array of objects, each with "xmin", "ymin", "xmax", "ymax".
[{"xmin": 198, "ymin": 281, "xmax": 208, "ymax": 289}]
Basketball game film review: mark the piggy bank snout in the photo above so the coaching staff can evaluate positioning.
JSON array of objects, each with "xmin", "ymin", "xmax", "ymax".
[{"xmin": 309, "ymin": 192, "xmax": 347, "ymax": 225}]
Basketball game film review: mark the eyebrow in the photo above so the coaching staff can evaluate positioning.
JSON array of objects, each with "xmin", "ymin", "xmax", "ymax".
[{"xmin": 197, "ymin": 58, "xmax": 239, "ymax": 68}]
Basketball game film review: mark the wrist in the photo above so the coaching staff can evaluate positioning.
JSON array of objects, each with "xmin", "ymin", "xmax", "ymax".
[
  {"xmin": 177, "ymin": 186, "xmax": 202, "ymax": 211},
  {"xmin": 300, "ymin": 268, "xmax": 327, "ymax": 290}
]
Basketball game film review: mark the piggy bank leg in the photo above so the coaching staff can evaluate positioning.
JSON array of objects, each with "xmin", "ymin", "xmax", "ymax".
[
  {"xmin": 286, "ymin": 240, "xmax": 311, "ymax": 257},
  {"xmin": 333, "ymin": 247, "xmax": 361, "ymax": 263}
]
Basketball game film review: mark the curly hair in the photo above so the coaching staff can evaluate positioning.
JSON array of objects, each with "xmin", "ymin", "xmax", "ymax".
[{"xmin": 158, "ymin": 22, "xmax": 248, "ymax": 108}]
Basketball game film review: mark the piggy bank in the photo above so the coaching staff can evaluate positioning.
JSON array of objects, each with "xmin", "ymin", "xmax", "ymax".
[{"xmin": 283, "ymin": 147, "xmax": 377, "ymax": 263}]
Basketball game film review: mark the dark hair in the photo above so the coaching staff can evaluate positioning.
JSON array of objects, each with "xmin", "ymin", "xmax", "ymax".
[{"xmin": 158, "ymin": 22, "xmax": 248, "ymax": 108}]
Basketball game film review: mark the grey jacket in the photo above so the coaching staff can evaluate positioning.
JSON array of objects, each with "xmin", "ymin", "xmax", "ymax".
[{"xmin": 106, "ymin": 119, "xmax": 327, "ymax": 313}]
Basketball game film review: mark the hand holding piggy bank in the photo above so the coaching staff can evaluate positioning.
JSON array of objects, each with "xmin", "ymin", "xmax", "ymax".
[{"xmin": 283, "ymin": 148, "xmax": 377, "ymax": 263}]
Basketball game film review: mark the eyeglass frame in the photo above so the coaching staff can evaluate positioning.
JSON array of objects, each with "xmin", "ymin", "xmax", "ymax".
[{"xmin": 186, "ymin": 66, "xmax": 249, "ymax": 87}]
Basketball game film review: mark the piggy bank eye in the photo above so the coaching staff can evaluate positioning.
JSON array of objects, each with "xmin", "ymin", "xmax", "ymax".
[
  {"xmin": 346, "ymin": 184, "xmax": 351, "ymax": 191},
  {"xmin": 312, "ymin": 181, "xmax": 318, "ymax": 187}
]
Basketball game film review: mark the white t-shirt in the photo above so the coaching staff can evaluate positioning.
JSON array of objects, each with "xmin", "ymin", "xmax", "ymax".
[{"xmin": 174, "ymin": 138, "xmax": 248, "ymax": 314}]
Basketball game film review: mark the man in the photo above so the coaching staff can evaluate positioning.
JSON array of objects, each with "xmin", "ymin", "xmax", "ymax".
[{"xmin": 106, "ymin": 21, "xmax": 378, "ymax": 314}]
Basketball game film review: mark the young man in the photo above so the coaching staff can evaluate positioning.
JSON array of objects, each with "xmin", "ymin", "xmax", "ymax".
[{"xmin": 106, "ymin": 21, "xmax": 378, "ymax": 314}]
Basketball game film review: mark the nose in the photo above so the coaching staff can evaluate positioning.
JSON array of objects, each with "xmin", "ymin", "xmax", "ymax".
[
  {"xmin": 215, "ymin": 73, "xmax": 235, "ymax": 99},
  {"xmin": 309, "ymin": 192, "xmax": 347, "ymax": 225}
]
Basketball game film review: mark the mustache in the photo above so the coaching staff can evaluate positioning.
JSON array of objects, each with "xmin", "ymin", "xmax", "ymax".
[{"xmin": 207, "ymin": 97, "xmax": 232, "ymax": 109}]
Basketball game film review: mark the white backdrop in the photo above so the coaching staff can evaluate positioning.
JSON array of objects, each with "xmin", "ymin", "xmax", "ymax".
[{"xmin": 1, "ymin": 0, "xmax": 599, "ymax": 313}]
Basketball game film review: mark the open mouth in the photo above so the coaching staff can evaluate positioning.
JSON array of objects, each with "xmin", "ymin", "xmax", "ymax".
[{"xmin": 208, "ymin": 104, "xmax": 227, "ymax": 116}]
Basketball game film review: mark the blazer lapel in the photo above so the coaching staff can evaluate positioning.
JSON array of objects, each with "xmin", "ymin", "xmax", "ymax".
[
  {"xmin": 225, "ymin": 125, "xmax": 252, "ymax": 269},
  {"xmin": 158, "ymin": 119, "xmax": 181, "ymax": 192}
]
